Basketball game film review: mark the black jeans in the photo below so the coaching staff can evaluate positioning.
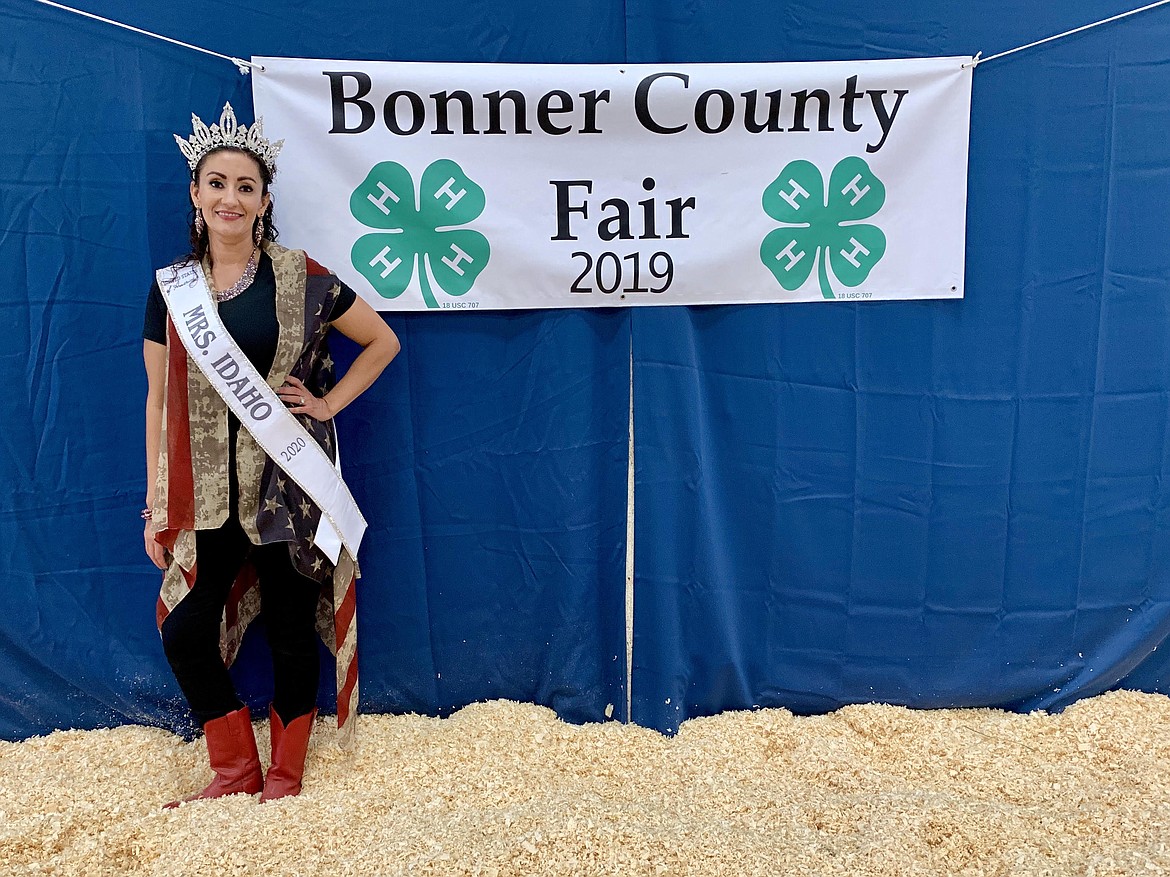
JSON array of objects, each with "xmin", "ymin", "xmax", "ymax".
[{"xmin": 160, "ymin": 517, "xmax": 321, "ymax": 727}]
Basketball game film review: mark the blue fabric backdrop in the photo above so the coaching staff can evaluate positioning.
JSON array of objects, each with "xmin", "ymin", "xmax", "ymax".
[
  {"xmin": 629, "ymin": 1, "xmax": 1170, "ymax": 731},
  {"xmin": 0, "ymin": 0, "xmax": 629, "ymax": 739},
  {"xmin": 2, "ymin": 0, "xmax": 1168, "ymax": 740}
]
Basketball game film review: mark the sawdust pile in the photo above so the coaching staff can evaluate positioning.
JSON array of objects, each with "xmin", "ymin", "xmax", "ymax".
[{"xmin": 2, "ymin": 691, "xmax": 1169, "ymax": 876}]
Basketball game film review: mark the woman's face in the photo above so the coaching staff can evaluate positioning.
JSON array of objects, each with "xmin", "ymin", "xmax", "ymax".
[{"xmin": 191, "ymin": 149, "xmax": 270, "ymax": 247}]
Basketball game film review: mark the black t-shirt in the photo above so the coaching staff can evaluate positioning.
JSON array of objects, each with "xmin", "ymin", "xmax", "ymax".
[{"xmin": 142, "ymin": 253, "xmax": 357, "ymax": 376}]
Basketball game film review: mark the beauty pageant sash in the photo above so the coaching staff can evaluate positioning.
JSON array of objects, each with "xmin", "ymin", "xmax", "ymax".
[{"xmin": 157, "ymin": 260, "xmax": 366, "ymax": 562}]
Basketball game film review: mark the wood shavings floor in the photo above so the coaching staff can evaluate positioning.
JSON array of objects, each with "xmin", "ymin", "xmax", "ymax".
[{"xmin": 2, "ymin": 691, "xmax": 1169, "ymax": 876}]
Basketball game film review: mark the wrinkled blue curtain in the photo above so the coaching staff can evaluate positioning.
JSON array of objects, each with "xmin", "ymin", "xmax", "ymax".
[
  {"xmin": 3, "ymin": 0, "xmax": 1169, "ymax": 741},
  {"xmin": 0, "ymin": 0, "xmax": 629, "ymax": 739},
  {"xmin": 629, "ymin": 0, "xmax": 1170, "ymax": 731}
]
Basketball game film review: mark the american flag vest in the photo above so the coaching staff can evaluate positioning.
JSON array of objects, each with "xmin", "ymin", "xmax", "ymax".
[{"xmin": 152, "ymin": 241, "xmax": 361, "ymax": 746}]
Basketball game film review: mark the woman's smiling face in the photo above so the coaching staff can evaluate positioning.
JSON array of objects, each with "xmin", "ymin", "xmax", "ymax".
[{"xmin": 191, "ymin": 149, "xmax": 271, "ymax": 246}]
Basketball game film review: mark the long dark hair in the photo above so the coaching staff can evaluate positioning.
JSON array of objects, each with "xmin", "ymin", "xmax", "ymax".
[{"xmin": 186, "ymin": 146, "xmax": 279, "ymax": 262}]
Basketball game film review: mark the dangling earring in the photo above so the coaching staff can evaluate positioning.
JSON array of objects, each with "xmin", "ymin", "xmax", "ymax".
[
  {"xmin": 254, "ymin": 214, "xmax": 264, "ymax": 247},
  {"xmin": 195, "ymin": 208, "xmax": 205, "ymax": 236}
]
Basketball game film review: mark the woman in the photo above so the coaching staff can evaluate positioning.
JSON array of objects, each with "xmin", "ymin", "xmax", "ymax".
[{"xmin": 142, "ymin": 103, "xmax": 399, "ymax": 806}]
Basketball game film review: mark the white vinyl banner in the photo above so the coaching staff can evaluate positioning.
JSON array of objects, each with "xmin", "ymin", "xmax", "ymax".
[{"xmin": 253, "ymin": 57, "xmax": 972, "ymax": 311}]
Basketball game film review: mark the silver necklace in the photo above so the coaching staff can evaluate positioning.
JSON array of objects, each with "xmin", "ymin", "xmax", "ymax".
[{"xmin": 212, "ymin": 248, "xmax": 258, "ymax": 303}]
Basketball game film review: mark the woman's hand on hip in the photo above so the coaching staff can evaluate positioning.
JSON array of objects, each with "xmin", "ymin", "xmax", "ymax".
[{"xmin": 278, "ymin": 375, "xmax": 332, "ymax": 422}]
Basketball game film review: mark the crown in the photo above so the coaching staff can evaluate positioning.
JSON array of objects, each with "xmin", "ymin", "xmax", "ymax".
[{"xmin": 173, "ymin": 102, "xmax": 284, "ymax": 179}]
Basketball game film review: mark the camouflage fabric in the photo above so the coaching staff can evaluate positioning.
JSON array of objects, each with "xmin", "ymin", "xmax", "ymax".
[{"xmin": 153, "ymin": 242, "xmax": 361, "ymax": 746}]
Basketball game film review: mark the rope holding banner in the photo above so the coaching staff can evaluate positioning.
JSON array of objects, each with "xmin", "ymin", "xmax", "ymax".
[
  {"xmin": 28, "ymin": 0, "xmax": 263, "ymax": 74},
  {"xmin": 968, "ymin": 0, "xmax": 1170, "ymax": 68},
  {"xmin": 27, "ymin": 0, "xmax": 1170, "ymax": 76}
]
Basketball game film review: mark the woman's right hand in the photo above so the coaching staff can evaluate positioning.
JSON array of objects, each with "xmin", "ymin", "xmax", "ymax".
[{"xmin": 144, "ymin": 521, "xmax": 167, "ymax": 570}]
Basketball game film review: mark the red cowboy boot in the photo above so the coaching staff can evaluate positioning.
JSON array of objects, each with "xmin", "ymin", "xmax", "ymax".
[
  {"xmin": 260, "ymin": 706, "xmax": 317, "ymax": 803},
  {"xmin": 165, "ymin": 705, "xmax": 264, "ymax": 808}
]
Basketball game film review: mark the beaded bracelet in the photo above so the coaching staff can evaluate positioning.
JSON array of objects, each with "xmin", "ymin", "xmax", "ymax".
[{"xmin": 140, "ymin": 507, "xmax": 153, "ymax": 521}]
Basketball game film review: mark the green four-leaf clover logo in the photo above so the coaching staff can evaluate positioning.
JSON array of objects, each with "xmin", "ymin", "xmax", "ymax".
[
  {"xmin": 760, "ymin": 157, "xmax": 886, "ymax": 299},
  {"xmin": 350, "ymin": 159, "xmax": 490, "ymax": 309}
]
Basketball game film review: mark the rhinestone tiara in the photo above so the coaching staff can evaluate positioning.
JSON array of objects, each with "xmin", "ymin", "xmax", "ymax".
[{"xmin": 173, "ymin": 102, "xmax": 284, "ymax": 179}]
